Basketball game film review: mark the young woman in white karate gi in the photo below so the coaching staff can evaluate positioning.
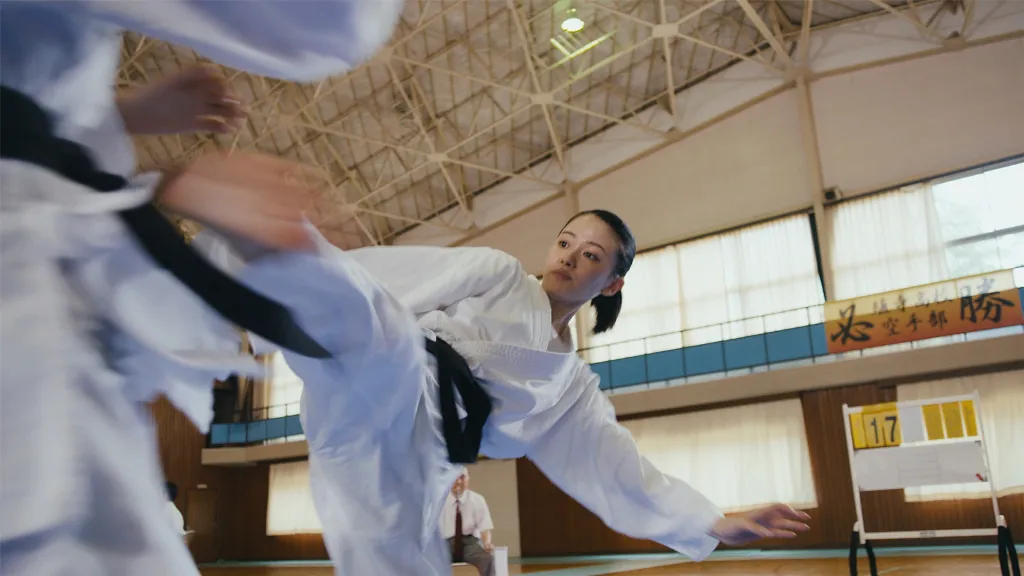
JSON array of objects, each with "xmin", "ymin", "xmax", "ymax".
[
  {"xmin": 0, "ymin": 2, "xmax": 403, "ymax": 574},
  {"xmin": 195, "ymin": 210, "xmax": 812, "ymax": 575}
]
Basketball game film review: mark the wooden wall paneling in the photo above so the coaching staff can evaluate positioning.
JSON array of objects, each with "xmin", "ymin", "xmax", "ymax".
[
  {"xmin": 187, "ymin": 488, "xmax": 221, "ymax": 563},
  {"xmin": 153, "ymin": 396, "xmax": 329, "ymax": 562},
  {"xmin": 151, "ymin": 398, "xmax": 223, "ymax": 495},
  {"xmin": 798, "ymin": 383, "xmax": 889, "ymax": 547},
  {"xmin": 150, "ymin": 398, "xmax": 225, "ymax": 562},
  {"xmin": 516, "ymin": 458, "xmax": 667, "ymax": 556},
  {"xmin": 218, "ymin": 464, "xmax": 329, "ymax": 562}
]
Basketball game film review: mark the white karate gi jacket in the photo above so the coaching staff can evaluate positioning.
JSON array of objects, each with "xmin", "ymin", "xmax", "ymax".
[
  {"xmin": 0, "ymin": 2, "xmax": 402, "ymax": 574},
  {"xmin": 196, "ymin": 226, "xmax": 725, "ymax": 576}
]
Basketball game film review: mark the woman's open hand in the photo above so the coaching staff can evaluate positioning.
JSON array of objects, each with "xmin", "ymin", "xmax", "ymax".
[{"xmin": 709, "ymin": 503, "xmax": 811, "ymax": 546}]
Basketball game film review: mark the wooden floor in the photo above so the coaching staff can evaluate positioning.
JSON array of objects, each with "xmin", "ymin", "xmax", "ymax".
[
  {"xmin": 617, "ymin": 556, "xmax": 1004, "ymax": 575},
  {"xmin": 200, "ymin": 554, "xmax": 1006, "ymax": 575},
  {"xmin": 200, "ymin": 565, "xmax": 586, "ymax": 575}
]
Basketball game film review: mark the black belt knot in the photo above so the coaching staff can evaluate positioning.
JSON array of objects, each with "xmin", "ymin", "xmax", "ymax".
[{"xmin": 425, "ymin": 336, "xmax": 492, "ymax": 464}]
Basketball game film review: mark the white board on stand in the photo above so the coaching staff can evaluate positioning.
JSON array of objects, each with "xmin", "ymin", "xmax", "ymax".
[{"xmin": 853, "ymin": 440, "xmax": 988, "ymax": 491}]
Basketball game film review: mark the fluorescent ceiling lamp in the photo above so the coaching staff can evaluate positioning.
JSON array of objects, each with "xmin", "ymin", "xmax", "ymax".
[{"xmin": 561, "ymin": 9, "xmax": 584, "ymax": 33}]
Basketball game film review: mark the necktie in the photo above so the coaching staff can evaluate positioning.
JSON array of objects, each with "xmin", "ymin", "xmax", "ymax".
[{"xmin": 453, "ymin": 500, "xmax": 464, "ymax": 561}]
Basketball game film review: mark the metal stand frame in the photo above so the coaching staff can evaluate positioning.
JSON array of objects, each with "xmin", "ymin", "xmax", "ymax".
[
  {"xmin": 843, "ymin": 392, "xmax": 1019, "ymax": 576},
  {"xmin": 848, "ymin": 518, "xmax": 1019, "ymax": 576}
]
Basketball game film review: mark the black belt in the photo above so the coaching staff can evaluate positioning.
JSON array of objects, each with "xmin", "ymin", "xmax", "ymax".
[
  {"xmin": 0, "ymin": 86, "xmax": 330, "ymax": 359},
  {"xmin": 425, "ymin": 336, "xmax": 492, "ymax": 464}
]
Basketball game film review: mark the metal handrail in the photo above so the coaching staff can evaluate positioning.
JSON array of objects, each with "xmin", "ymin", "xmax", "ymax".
[
  {"xmin": 578, "ymin": 303, "xmax": 823, "ymax": 355},
  {"xmin": 578, "ymin": 267, "xmax": 1024, "ymax": 358},
  {"xmin": 211, "ymin": 402, "xmax": 301, "ymax": 424}
]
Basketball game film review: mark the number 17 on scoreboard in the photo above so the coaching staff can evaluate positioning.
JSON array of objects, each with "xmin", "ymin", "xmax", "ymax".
[{"xmin": 849, "ymin": 403, "xmax": 902, "ymax": 449}]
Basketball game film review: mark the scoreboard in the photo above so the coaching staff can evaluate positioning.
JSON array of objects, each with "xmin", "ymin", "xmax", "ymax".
[
  {"xmin": 841, "ymin": 392, "xmax": 1014, "ymax": 576},
  {"xmin": 848, "ymin": 397, "xmax": 979, "ymax": 450}
]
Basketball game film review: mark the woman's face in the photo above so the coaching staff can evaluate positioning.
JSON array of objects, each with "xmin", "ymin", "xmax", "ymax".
[{"xmin": 541, "ymin": 214, "xmax": 624, "ymax": 305}]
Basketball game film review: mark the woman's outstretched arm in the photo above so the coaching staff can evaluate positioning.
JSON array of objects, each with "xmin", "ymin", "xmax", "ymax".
[{"xmin": 526, "ymin": 364, "xmax": 810, "ymax": 560}]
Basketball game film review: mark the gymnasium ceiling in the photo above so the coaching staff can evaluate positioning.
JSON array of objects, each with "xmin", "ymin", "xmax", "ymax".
[{"xmin": 119, "ymin": 0, "xmax": 981, "ymax": 247}]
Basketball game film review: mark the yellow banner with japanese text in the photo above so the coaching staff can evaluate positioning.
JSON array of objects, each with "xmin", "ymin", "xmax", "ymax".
[{"xmin": 825, "ymin": 270, "xmax": 1024, "ymax": 354}]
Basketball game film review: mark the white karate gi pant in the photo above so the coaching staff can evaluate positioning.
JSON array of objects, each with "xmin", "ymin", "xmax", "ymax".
[{"xmin": 240, "ymin": 249, "xmax": 463, "ymax": 576}]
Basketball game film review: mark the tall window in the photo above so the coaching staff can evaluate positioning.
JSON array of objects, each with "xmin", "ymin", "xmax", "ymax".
[
  {"xmin": 583, "ymin": 246, "xmax": 685, "ymax": 359},
  {"xmin": 621, "ymin": 398, "xmax": 818, "ymax": 513},
  {"xmin": 932, "ymin": 161, "xmax": 1024, "ymax": 278},
  {"xmin": 829, "ymin": 161, "xmax": 1024, "ymax": 300},
  {"xmin": 266, "ymin": 460, "xmax": 322, "ymax": 535},
  {"xmin": 262, "ymin": 352, "xmax": 304, "ymax": 418},
  {"xmin": 828, "ymin": 183, "xmax": 950, "ymax": 300},
  {"xmin": 897, "ymin": 369, "xmax": 1024, "ymax": 501},
  {"xmin": 582, "ymin": 214, "xmax": 825, "ymax": 360},
  {"xmin": 253, "ymin": 352, "xmax": 305, "ymax": 443}
]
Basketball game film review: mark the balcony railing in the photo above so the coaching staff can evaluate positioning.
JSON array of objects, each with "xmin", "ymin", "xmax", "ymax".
[
  {"xmin": 208, "ymin": 404, "xmax": 303, "ymax": 447},
  {"xmin": 580, "ymin": 271, "xmax": 1024, "ymax": 393},
  {"xmin": 582, "ymin": 290, "xmax": 1024, "ymax": 394},
  {"xmin": 208, "ymin": 282, "xmax": 1024, "ymax": 448}
]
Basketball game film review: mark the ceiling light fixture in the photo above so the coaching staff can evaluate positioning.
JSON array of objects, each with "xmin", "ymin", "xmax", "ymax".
[{"xmin": 561, "ymin": 8, "xmax": 584, "ymax": 33}]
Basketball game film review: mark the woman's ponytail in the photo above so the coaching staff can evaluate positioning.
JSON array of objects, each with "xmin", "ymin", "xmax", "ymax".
[{"xmin": 591, "ymin": 291, "xmax": 623, "ymax": 334}]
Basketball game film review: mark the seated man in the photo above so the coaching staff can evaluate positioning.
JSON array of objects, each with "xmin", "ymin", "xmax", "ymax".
[{"xmin": 440, "ymin": 471, "xmax": 495, "ymax": 576}]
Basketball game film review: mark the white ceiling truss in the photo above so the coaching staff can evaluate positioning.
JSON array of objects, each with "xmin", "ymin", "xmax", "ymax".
[{"xmin": 118, "ymin": 0, "xmax": 1013, "ymax": 247}]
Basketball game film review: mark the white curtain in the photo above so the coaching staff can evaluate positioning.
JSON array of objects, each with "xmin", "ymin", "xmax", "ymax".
[
  {"xmin": 829, "ymin": 161, "xmax": 1024, "ymax": 301},
  {"xmin": 262, "ymin": 352, "xmax": 304, "ymax": 418},
  {"xmin": 582, "ymin": 214, "xmax": 824, "ymax": 360},
  {"xmin": 266, "ymin": 460, "xmax": 323, "ymax": 535},
  {"xmin": 897, "ymin": 369, "xmax": 1024, "ymax": 502},
  {"xmin": 675, "ymin": 215, "xmax": 825, "ymax": 345},
  {"xmin": 828, "ymin": 183, "xmax": 950, "ymax": 301},
  {"xmin": 621, "ymin": 398, "xmax": 818, "ymax": 514},
  {"xmin": 582, "ymin": 246, "xmax": 685, "ymax": 360},
  {"xmin": 250, "ymin": 352, "xmax": 306, "ymax": 443}
]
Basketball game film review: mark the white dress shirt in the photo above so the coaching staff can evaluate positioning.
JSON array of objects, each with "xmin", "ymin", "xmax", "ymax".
[{"xmin": 440, "ymin": 490, "xmax": 494, "ymax": 539}]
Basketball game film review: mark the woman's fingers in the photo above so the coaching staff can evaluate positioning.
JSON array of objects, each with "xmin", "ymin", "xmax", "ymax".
[
  {"xmin": 768, "ymin": 519, "xmax": 811, "ymax": 533},
  {"xmin": 777, "ymin": 505, "xmax": 811, "ymax": 521},
  {"xmin": 757, "ymin": 503, "xmax": 811, "ymax": 522}
]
